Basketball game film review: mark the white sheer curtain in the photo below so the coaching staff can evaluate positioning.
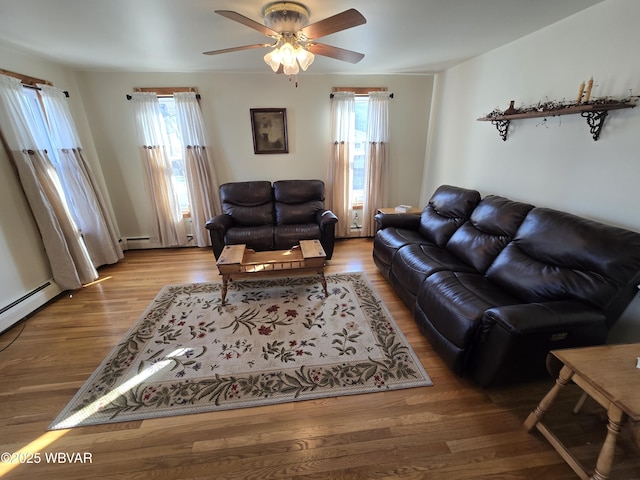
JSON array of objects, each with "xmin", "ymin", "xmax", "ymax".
[
  {"xmin": 0, "ymin": 74, "xmax": 97, "ymax": 290},
  {"xmin": 38, "ymin": 84, "xmax": 123, "ymax": 266},
  {"xmin": 327, "ymin": 91, "xmax": 354, "ymax": 238},
  {"xmin": 131, "ymin": 92, "xmax": 187, "ymax": 247},
  {"xmin": 362, "ymin": 92, "xmax": 391, "ymax": 237},
  {"xmin": 173, "ymin": 92, "xmax": 220, "ymax": 247}
]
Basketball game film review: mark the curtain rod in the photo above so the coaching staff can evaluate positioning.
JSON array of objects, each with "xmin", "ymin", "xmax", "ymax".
[
  {"xmin": 330, "ymin": 93, "xmax": 394, "ymax": 98},
  {"xmin": 22, "ymin": 84, "xmax": 70, "ymax": 97},
  {"xmin": 126, "ymin": 93, "xmax": 201, "ymax": 100},
  {"xmin": 0, "ymin": 69, "xmax": 68, "ymax": 96}
]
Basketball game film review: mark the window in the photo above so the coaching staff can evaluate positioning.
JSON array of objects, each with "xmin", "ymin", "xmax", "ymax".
[
  {"xmin": 329, "ymin": 87, "xmax": 390, "ymax": 237},
  {"xmin": 130, "ymin": 87, "xmax": 218, "ymax": 247},
  {"xmin": 22, "ymin": 87, "xmax": 73, "ymax": 215},
  {"xmin": 157, "ymin": 97, "xmax": 190, "ymax": 214},
  {"xmin": 350, "ymin": 96, "xmax": 368, "ymax": 208}
]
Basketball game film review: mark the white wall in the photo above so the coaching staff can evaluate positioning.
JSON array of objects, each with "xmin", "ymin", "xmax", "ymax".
[
  {"xmin": 423, "ymin": 0, "xmax": 640, "ymax": 342},
  {"xmin": 75, "ymin": 71, "xmax": 433, "ymax": 240}
]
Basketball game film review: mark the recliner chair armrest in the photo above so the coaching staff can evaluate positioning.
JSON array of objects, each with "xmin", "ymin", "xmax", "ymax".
[
  {"xmin": 469, "ymin": 300, "xmax": 609, "ymax": 387},
  {"xmin": 205, "ymin": 215, "xmax": 232, "ymax": 260},
  {"xmin": 316, "ymin": 210, "xmax": 338, "ymax": 228},
  {"xmin": 482, "ymin": 300, "xmax": 607, "ymax": 337},
  {"xmin": 375, "ymin": 213, "xmax": 421, "ymax": 231},
  {"xmin": 205, "ymin": 214, "xmax": 233, "ymax": 232}
]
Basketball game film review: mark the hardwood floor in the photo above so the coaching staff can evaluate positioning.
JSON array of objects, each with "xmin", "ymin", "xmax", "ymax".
[{"xmin": 0, "ymin": 238, "xmax": 638, "ymax": 479}]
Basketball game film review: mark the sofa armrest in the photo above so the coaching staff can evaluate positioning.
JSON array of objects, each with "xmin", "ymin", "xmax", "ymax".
[
  {"xmin": 374, "ymin": 213, "xmax": 421, "ymax": 231},
  {"xmin": 483, "ymin": 300, "xmax": 607, "ymax": 337},
  {"xmin": 316, "ymin": 209, "xmax": 338, "ymax": 228},
  {"xmin": 205, "ymin": 214, "xmax": 233, "ymax": 232},
  {"xmin": 468, "ymin": 301, "xmax": 609, "ymax": 387},
  {"xmin": 315, "ymin": 210, "xmax": 338, "ymax": 260},
  {"xmin": 205, "ymin": 215, "xmax": 233, "ymax": 259}
]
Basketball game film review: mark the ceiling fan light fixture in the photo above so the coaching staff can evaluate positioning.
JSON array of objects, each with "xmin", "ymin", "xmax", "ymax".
[
  {"xmin": 283, "ymin": 62, "xmax": 299, "ymax": 76},
  {"xmin": 263, "ymin": 48, "xmax": 282, "ymax": 72},
  {"xmin": 296, "ymin": 47, "xmax": 314, "ymax": 71},
  {"xmin": 261, "ymin": 3, "xmax": 313, "ymax": 78},
  {"xmin": 263, "ymin": 40, "xmax": 313, "ymax": 75},
  {"xmin": 279, "ymin": 41, "xmax": 297, "ymax": 67}
]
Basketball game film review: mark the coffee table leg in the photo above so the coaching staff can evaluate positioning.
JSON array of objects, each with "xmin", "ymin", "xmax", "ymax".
[
  {"xmin": 320, "ymin": 271, "xmax": 328, "ymax": 297},
  {"xmin": 221, "ymin": 275, "xmax": 228, "ymax": 305}
]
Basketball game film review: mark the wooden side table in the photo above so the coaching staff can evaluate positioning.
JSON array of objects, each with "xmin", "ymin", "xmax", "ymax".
[
  {"xmin": 377, "ymin": 207, "xmax": 422, "ymax": 215},
  {"xmin": 524, "ymin": 343, "xmax": 640, "ymax": 480}
]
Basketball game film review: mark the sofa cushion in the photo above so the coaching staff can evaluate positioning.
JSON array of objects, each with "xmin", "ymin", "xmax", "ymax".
[
  {"xmin": 225, "ymin": 225, "xmax": 275, "ymax": 251},
  {"xmin": 446, "ymin": 195, "xmax": 534, "ymax": 273},
  {"xmin": 390, "ymin": 243, "xmax": 476, "ymax": 303},
  {"xmin": 418, "ymin": 185, "xmax": 480, "ymax": 247},
  {"xmin": 220, "ymin": 181, "xmax": 274, "ymax": 226},
  {"xmin": 373, "ymin": 227, "xmax": 427, "ymax": 267},
  {"xmin": 414, "ymin": 270, "xmax": 521, "ymax": 374},
  {"xmin": 276, "ymin": 202, "xmax": 325, "ymax": 225},
  {"xmin": 486, "ymin": 207, "xmax": 640, "ymax": 319},
  {"xmin": 274, "ymin": 224, "xmax": 322, "ymax": 250},
  {"xmin": 274, "ymin": 179, "xmax": 325, "ymax": 224}
]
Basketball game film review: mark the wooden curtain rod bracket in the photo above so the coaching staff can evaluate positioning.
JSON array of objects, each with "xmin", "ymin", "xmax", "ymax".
[
  {"xmin": 330, "ymin": 87, "xmax": 393, "ymax": 98},
  {"xmin": 0, "ymin": 68, "xmax": 50, "ymax": 87},
  {"xmin": 0, "ymin": 69, "xmax": 68, "ymax": 97}
]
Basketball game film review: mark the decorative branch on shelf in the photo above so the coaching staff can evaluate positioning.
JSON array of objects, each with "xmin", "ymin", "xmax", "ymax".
[
  {"xmin": 478, "ymin": 85, "xmax": 638, "ymax": 141},
  {"xmin": 482, "ymin": 96, "xmax": 637, "ymax": 119}
]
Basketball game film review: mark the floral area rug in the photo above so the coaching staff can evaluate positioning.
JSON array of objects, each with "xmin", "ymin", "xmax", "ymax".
[{"xmin": 49, "ymin": 272, "xmax": 432, "ymax": 429}]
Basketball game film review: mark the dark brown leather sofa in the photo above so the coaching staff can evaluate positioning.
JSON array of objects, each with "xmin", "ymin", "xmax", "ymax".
[
  {"xmin": 373, "ymin": 185, "xmax": 640, "ymax": 387},
  {"xmin": 205, "ymin": 179, "xmax": 338, "ymax": 259}
]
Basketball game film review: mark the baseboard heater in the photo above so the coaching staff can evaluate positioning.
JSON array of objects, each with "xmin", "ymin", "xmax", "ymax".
[
  {"xmin": 121, "ymin": 236, "xmax": 152, "ymax": 250},
  {"xmin": 122, "ymin": 234, "xmax": 195, "ymax": 250},
  {"xmin": 0, "ymin": 280, "xmax": 62, "ymax": 335}
]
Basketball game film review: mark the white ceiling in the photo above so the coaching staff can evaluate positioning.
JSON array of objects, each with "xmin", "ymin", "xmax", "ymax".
[{"xmin": 0, "ymin": 0, "xmax": 603, "ymax": 75}]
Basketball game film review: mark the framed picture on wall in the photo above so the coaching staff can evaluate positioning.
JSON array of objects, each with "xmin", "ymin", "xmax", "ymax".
[{"xmin": 250, "ymin": 108, "xmax": 288, "ymax": 154}]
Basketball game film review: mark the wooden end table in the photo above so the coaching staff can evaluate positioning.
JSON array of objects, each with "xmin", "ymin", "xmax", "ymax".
[
  {"xmin": 216, "ymin": 239, "xmax": 328, "ymax": 305},
  {"xmin": 524, "ymin": 343, "xmax": 640, "ymax": 480},
  {"xmin": 377, "ymin": 207, "xmax": 422, "ymax": 215}
]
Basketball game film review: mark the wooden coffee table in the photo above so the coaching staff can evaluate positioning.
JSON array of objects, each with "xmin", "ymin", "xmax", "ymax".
[
  {"xmin": 524, "ymin": 343, "xmax": 640, "ymax": 480},
  {"xmin": 216, "ymin": 239, "xmax": 328, "ymax": 305}
]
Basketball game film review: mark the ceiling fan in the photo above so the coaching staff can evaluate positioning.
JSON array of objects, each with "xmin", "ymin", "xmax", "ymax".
[{"xmin": 203, "ymin": 2, "xmax": 366, "ymax": 76}]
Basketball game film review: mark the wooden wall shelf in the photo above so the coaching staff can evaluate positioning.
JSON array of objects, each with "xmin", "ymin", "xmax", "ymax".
[{"xmin": 477, "ymin": 102, "xmax": 636, "ymax": 141}]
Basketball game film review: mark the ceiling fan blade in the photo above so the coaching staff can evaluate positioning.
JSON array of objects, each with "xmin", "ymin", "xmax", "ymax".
[
  {"xmin": 203, "ymin": 44, "xmax": 270, "ymax": 56},
  {"xmin": 308, "ymin": 43, "xmax": 365, "ymax": 64},
  {"xmin": 215, "ymin": 10, "xmax": 279, "ymax": 37},
  {"xmin": 299, "ymin": 9, "xmax": 366, "ymax": 40}
]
